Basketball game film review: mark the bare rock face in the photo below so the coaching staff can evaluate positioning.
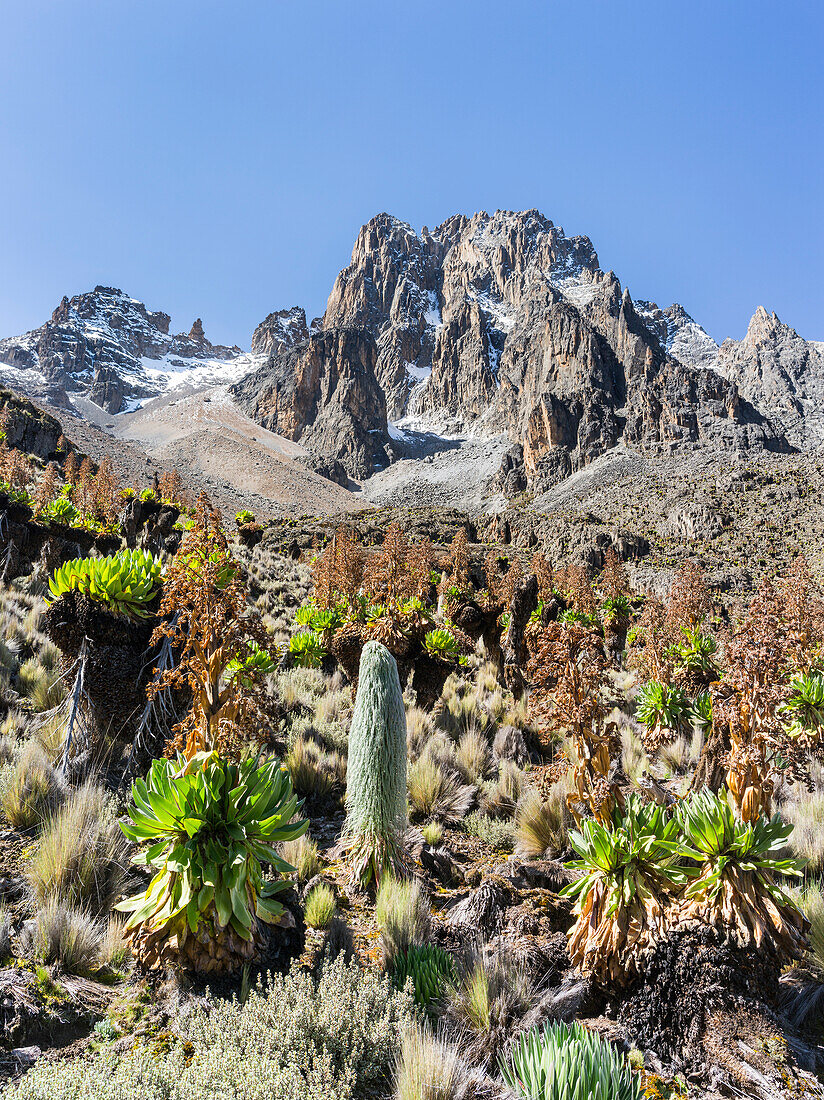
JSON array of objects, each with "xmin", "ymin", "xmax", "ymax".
[
  {"xmin": 323, "ymin": 213, "xmax": 445, "ymax": 419},
  {"xmin": 231, "ymin": 328, "xmax": 389, "ymax": 479},
  {"xmin": 284, "ymin": 209, "xmax": 789, "ymax": 489},
  {"xmin": 251, "ymin": 306, "xmax": 310, "ymax": 357},
  {"xmin": 713, "ymin": 307, "xmax": 824, "ymax": 449},
  {"xmin": 0, "ymin": 286, "xmax": 245, "ymax": 413},
  {"xmin": 634, "ymin": 300, "xmax": 720, "ymax": 372}
]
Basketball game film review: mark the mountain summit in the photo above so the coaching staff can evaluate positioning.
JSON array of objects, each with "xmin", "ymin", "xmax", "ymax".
[{"xmin": 1, "ymin": 211, "xmax": 820, "ymax": 495}]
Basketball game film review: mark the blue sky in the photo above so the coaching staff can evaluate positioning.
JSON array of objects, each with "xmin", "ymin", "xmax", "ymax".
[{"xmin": 1, "ymin": 1, "xmax": 821, "ymax": 347}]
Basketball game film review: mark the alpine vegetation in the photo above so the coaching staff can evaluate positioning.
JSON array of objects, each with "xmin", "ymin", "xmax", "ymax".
[{"xmin": 339, "ymin": 641, "xmax": 409, "ymax": 886}]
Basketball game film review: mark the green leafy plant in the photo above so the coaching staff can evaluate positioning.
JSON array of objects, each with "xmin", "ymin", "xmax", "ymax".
[
  {"xmin": 601, "ymin": 594, "xmax": 631, "ymax": 620},
  {"xmin": 672, "ymin": 626, "xmax": 719, "ymax": 680},
  {"xmin": 235, "ymin": 509, "xmax": 255, "ymax": 526},
  {"xmin": 691, "ymin": 690, "xmax": 713, "ymax": 734},
  {"xmin": 340, "ymin": 642, "xmax": 408, "ymax": 886},
  {"xmin": 48, "ymin": 549, "xmax": 164, "ymax": 619},
  {"xmin": 675, "ymin": 787, "xmax": 806, "ymax": 961},
  {"xmin": 116, "ymin": 751, "xmax": 307, "ymax": 972},
  {"xmin": 781, "ymin": 672, "xmax": 824, "ymax": 738},
  {"xmin": 139, "ymin": 487, "xmax": 158, "ymax": 503},
  {"xmin": 392, "ymin": 943, "xmax": 455, "ymax": 1012},
  {"xmin": 635, "ymin": 681, "xmax": 690, "ymax": 740},
  {"xmin": 289, "ymin": 630, "xmax": 326, "ymax": 668},
  {"xmin": 42, "ymin": 495, "xmax": 80, "ymax": 526},
  {"xmin": 562, "ymin": 795, "xmax": 685, "ymax": 986},
  {"xmin": 424, "ymin": 627, "xmax": 459, "ymax": 660},
  {"xmin": 500, "ymin": 1020, "xmax": 641, "ymax": 1100},
  {"xmin": 226, "ymin": 640, "xmax": 277, "ymax": 686}
]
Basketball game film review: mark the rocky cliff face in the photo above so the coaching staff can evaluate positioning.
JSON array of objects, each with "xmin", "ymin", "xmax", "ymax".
[
  {"xmin": 0, "ymin": 287, "xmax": 250, "ymax": 414},
  {"xmin": 250, "ymin": 306, "xmax": 310, "ymax": 357},
  {"xmin": 634, "ymin": 300, "xmax": 824, "ymax": 450},
  {"xmin": 231, "ymin": 328, "xmax": 389, "ymax": 480},
  {"xmin": 712, "ymin": 308, "xmax": 824, "ymax": 449},
  {"xmin": 276, "ymin": 209, "xmax": 787, "ymax": 485},
  {"xmin": 3, "ymin": 210, "xmax": 818, "ymax": 493}
]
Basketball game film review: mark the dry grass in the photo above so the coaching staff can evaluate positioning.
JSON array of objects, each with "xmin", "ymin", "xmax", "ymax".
[
  {"xmin": 27, "ymin": 781, "xmax": 128, "ymax": 916},
  {"xmin": 514, "ymin": 783, "xmax": 570, "ymax": 860},
  {"xmin": 375, "ymin": 875, "xmax": 430, "ymax": 968},
  {"xmin": 281, "ymin": 833, "xmax": 321, "ymax": 883},
  {"xmin": 455, "ymin": 727, "xmax": 490, "ymax": 783},
  {"xmin": 0, "ymin": 742, "xmax": 62, "ymax": 828},
  {"xmin": 446, "ymin": 948, "xmax": 534, "ymax": 1065},
  {"xmin": 21, "ymin": 899, "xmax": 102, "ymax": 973},
  {"xmin": 285, "ymin": 737, "xmax": 337, "ymax": 802},
  {"xmin": 394, "ymin": 1025, "xmax": 464, "ymax": 1100},
  {"xmin": 407, "ymin": 753, "xmax": 474, "ymax": 824},
  {"xmin": 98, "ymin": 916, "xmax": 131, "ymax": 970}
]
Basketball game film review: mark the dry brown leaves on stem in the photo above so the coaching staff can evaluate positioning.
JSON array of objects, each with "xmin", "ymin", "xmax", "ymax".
[
  {"xmin": 715, "ymin": 571, "xmax": 823, "ymax": 821},
  {"xmin": 150, "ymin": 493, "xmax": 278, "ymax": 760},
  {"xmin": 528, "ymin": 621, "xmax": 618, "ymax": 823}
]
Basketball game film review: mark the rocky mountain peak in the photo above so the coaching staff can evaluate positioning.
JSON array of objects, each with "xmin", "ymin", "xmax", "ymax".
[
  {"xmin": 236, "ymin": 208, "xmax": 794, "ymax": 484},
  {"xmin": 0, "ymin": 287, "xmax": 250, "ymax": 414},
  {"xmin": 251, "ymin": 307, "xmax": 310, "ymax": 357}
]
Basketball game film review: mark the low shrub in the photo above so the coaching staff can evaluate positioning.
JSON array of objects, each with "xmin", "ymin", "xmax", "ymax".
[
  {"xmin": 464, "ymin": 811, "xmax": 516, "ymax": 852},
  {"xmin": 5, "ymin": 954, "xmax": 415, "ymax": 1100}
]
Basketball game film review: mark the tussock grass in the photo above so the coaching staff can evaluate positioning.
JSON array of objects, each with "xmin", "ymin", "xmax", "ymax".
[
  {"xmin": 455, "ymin": 727, "xmax": 490, "ymax": 784},
  {"xmin": 21, "ymin": 899, "xmax": 101, "ymax": 973},
  {"xmin": 27, "ymin": 781, "xmax": 127, "ymax": 916},
  {"xmin": 408, "ymin": 754, "xmax": 474, "ymax": 824},
  {"xmin": 482, "ymin": 760, "xmax": 525, "ymax": 818},
  {"xmin": 375, "ymin": 875, "xmax": 430, "ymax": 968},
  {"xmin": 394, "ymin": 1025, "xmax": 464, "ymax": 1100},
  {"xmin": 446, "ymin": 948, "xmax": 534, "ymax": 1064},
  {"xmin": 784, "ymin": 784, "xmax": 824, "ymax": 877},
  {"xmin": 0, "ymin": 742, "xmax": 62, "ymax": 828},
  {"xmin": 285, "ymin": 738, "xmax": 337, "ymax": 801},
  {"xmin": 280, "ymin": 833, "xmax": 320, "ymax": 883},
  {"xmin": 514, "ymin": 783, "xmax": 570, "ymax": 860},
  {"xmin": 304, "ymin": 884, "xmax": 337, "ymax": 929},
  {"xmin": 0, "ymin": 902, "xmax": 11, "ymax": 960}
]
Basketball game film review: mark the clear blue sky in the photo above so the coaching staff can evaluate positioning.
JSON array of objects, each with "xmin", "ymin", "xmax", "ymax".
[{"xmin": 1, "ymin": 1, "xmax": 821, "ymax": 347}]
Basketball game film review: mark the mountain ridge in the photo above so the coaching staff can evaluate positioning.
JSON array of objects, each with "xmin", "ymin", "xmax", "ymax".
[{"xmin": 0, "ymin": 209, "xmax": 820, "ymax": 498}]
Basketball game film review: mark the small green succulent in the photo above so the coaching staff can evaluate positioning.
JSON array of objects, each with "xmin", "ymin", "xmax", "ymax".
[
  {"xmin": 424, "ymin": 627, "xmax": 459, "ymax": 660},
  {"xmin": 289, "ymin": 630, "xmax": 326, "ymax": 668},
  {"xmin": 391, "ymin": 943, "xmax": 455, "ymax": 1011},
  {"xmin": 501, "ymin": 1019, "xmax": 641, "ymax": 1100}
]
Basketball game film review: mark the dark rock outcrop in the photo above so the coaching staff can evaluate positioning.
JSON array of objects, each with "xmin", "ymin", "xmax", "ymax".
[{"xmin": 231, "ymin": 328, "xmax": 389, "ymax": 479}]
